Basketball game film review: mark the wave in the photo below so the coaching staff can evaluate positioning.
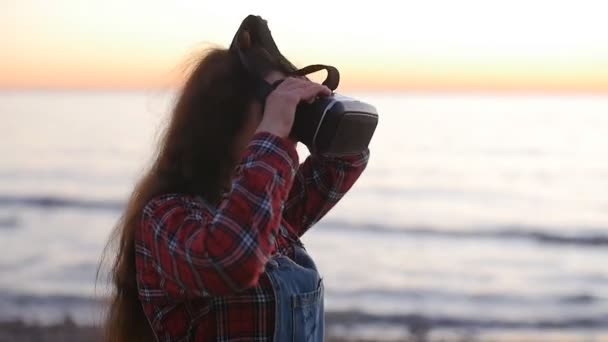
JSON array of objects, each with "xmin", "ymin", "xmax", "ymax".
[
  {"xmin": 326, "ymin": 310, "xmax": 608, "ymax": 330},
  {"xmin": 1, "ymin": 194, "xmax": 606, "ymax": 248},
  {"xmin": 0, "ymin": 292, "xmax": 104, "ymax": 325},
  {"xmin": 1, "ymin": 292, "xmax": 605, "ymax": 330},
  {"xmin": 0, "ymin": 215, "xmax": 19, "ymax": 229},
  {"xmin": 0, "ymin": 194, "xmax": 124, "ymax": 211},
  {"xmin": 321, "ymin": 220, "xmax": 608, "ymax": 247},
  {"xmin": 2, "ymin": 288, "xmax": 601, "ymax": 310},
  {"xmin": 0, "ymin": 294, "xmax": 608, "ymax": 330},
  {"xmin": 327, "ymin": 288, "xmax": 604, "ymax": 305},
  {"xmin": 0, "ymin": 293, "xmax": 102, "ymax": 306}
]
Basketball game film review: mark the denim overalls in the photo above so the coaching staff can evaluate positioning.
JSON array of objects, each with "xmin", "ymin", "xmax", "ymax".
[{"xmin": 265, "ymin": 224, "xmax": 325, "ymax": 341}]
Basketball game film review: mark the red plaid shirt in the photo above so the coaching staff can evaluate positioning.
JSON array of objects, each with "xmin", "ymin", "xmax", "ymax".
[{"xmin": 135, "ymin": 132, "xmax": 369, "ymax": 341}]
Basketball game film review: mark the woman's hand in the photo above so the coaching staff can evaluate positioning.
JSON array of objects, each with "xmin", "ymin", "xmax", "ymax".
[{"xmin": 256, "ymin": 77, "xmax": 331, "ymax": 138}]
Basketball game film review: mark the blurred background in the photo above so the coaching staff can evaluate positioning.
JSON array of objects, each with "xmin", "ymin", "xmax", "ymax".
[{"xmin": 1, "ymin": 0, "xmax": 607, "ymax": 341}]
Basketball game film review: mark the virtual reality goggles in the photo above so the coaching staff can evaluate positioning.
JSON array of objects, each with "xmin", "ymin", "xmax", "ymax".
[{"xmin": 229, "ymin": 15, "xmax": 378, "ymax": 156}]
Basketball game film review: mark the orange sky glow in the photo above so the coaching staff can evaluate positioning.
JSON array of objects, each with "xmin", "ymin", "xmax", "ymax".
[{"xmin": 2, "ymin": 0, "xmax": 607, "ymax": 93}]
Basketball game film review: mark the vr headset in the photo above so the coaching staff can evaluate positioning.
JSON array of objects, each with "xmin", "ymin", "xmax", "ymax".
[{"xmin": 229, "ymin": 15, "xmax": 378, "ymax": 156}]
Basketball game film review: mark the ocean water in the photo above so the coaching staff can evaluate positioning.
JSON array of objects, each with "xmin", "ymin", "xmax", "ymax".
[{"xmin": 1, "ymin": 90, "xmax": 607, "ymax": 340}]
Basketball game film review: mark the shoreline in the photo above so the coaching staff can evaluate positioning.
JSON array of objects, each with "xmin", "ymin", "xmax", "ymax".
[
  {"xmin": 0, "ymin": 318, "xmax": 100, "ymax": 342},
  {"xmin": 2, "ymin": 317, "xmax": 608, "ymax": 342},
  {"xmin": 0, "ymin": 318, "xmax": 403, "ymax": 342}
]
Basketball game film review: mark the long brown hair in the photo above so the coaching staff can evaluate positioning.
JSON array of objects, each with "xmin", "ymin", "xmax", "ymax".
[{"xmin": 98, "ymin": 47, "xmax": 270, "ymax": 342}]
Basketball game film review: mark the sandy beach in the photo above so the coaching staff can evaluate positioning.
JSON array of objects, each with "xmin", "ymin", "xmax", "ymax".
[
  {"xmin": 0, "ymin": 314, "xmax": 431, "ymax": 342},
  {"xmin": 0, "ymin": 318, "xmax": 100, "ymax": 342},
  {"xmin": 0, "ymin": 319, "xmax": 410, "ymax": 342},
  {"xmin": 3, "ymin": 316, "xmax": 607, "ymax": 342}
]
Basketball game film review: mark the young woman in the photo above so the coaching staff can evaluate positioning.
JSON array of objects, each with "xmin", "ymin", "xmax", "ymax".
[{"xmin": 101, "ymin": 47, "xmax": 369, "ymax": 341}]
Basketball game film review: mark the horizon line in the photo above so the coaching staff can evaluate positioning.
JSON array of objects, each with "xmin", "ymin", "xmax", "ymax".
[{"xmin": 1, "ymin": 85, "xmax": 608, "ymax": 96}]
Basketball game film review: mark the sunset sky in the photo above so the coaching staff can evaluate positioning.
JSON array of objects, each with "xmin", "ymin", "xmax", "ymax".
[{"xmin": 2, "ymin": 0, "xmax": 607, "ymax": 92}]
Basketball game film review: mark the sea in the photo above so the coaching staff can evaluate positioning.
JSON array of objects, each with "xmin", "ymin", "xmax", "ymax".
[{"xmin": 1, "ymin": 90, "xmax": 607, "ymax": 341}]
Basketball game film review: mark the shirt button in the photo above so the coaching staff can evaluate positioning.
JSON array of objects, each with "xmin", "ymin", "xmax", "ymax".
[{"xmin": 267, "ymin": 258, "xmax": 278, "ymax": 268}]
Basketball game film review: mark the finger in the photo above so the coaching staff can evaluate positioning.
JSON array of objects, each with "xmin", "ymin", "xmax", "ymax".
[
  {"xmin": 279, "ymin": 77, "xmax": 320, "ymax": 91},
  {"xmin": 303, "ymin": 84, "xmax": 326, "ymax": 104},
  {"xmin": 295, "ymin": 75, "xmax": 311, "ymax": 82},
  {"xmin": 275, "ymin": 77, "xmax": 305, "ymax": 90},
  {"xmin": 295, "ymin": 83, "xmax": 331, "ymax": 102}
]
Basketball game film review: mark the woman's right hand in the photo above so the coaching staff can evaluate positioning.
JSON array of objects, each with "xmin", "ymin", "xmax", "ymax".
[{"xmin": 256, "ymin": 77, "xmax": 331, "ymax": 138}]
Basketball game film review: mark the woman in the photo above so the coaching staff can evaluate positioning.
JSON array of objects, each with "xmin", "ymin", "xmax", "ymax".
[{"xmin": 101, "ymin": 46, "xmax": 369, "ymax": 341}]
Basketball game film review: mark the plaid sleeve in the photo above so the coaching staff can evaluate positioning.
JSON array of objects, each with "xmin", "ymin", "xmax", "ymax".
[
  {"xmin": 282, "ymin": 149, "xmax": 370, "ymax": 237},
  {"xmin": 139, "ymin": 132, "xmax": 299, "ymax": 297}
]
